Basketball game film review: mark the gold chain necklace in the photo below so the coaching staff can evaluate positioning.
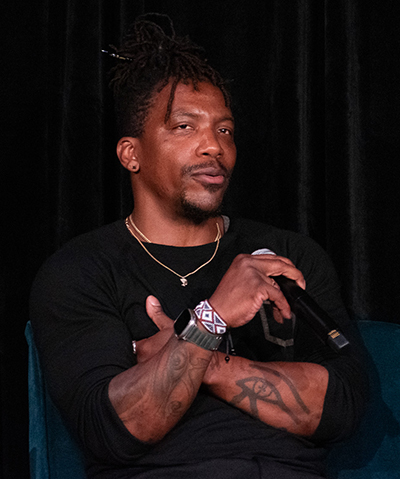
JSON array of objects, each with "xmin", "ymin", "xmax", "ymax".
[
  {"xmin": 125, "ymin": 215, "xmax": 221, "ymax": 287},
  {"xmin": 127, "ymin": 215, "xmax": 152, "ymax": 243}
]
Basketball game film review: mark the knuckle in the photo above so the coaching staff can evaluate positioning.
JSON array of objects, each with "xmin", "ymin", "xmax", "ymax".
[{"xmin": 234, "ymin": 253, "xmax": 249, "ymax": 264}]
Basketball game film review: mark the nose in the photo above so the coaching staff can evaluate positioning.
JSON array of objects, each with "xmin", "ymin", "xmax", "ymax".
[{"xmin": 196, "ymin": 129, "xmax": 223, "ymax": 158}]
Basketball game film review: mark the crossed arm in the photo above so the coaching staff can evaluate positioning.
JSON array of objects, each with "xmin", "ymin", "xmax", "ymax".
[
  {"xmin": 109, "ymin": 318, "xmax": 213, "ymax": 443},
  {"xmin": 109, "ymin": 254, "xmax": 329, "ymax": 443},
  {"xmin": 203, "ymin": 352, "xmax": 328, "ymax": 437},
  {"xmin": 109, "ymin": 314, "xmax": 328, "ymax": 442}
]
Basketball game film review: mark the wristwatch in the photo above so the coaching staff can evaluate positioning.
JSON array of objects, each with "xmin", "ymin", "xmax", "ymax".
[{"xmin": 174, "ymin": 309, "xmax": 223, "ymax": 351}]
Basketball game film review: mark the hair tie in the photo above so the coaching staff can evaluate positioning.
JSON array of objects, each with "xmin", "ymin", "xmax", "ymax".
[{"xmin": 101, "ymin": 49, "xmax": 133, "ymax": 62}]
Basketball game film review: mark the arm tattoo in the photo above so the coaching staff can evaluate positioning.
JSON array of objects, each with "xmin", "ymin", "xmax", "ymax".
[
  {"xmin": 151, "ymin": 345, "xmax": 208, "ymax": 419},
  {"xmin": 207, "ymin": 351, "xmax": 222, "ymax": 372},
  {"xmin": 230, "ymin": 363, "xmax": 310, "ymax": 423}
]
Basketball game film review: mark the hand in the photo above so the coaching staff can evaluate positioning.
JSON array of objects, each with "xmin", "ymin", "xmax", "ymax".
[
  {"xmin": 209, "ymin": 254, "xmax": 305, "ymax": 328},
  {"xmin": 135, "ymin": 296, "xmax": 174, "ymax": 363}
]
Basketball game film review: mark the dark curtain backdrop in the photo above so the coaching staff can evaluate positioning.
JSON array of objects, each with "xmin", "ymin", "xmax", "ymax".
[{"xmin": 2, "ymin": 0, "xmax": 400, "ymax": 476}]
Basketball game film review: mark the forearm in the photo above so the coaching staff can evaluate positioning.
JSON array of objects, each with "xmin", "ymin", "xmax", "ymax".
[
  {"xmin": 203, "ymin": 353, "xmax": 329, "ymax": 437},
  {"xmin": 109, "ymin": 332, "xmax": 213, "ymax": 443}
]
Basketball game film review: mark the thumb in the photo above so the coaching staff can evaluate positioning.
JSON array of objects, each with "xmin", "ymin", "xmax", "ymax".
[{"xmin": 146, "ymin": 295, "xmax": 173, "ymax": 330}]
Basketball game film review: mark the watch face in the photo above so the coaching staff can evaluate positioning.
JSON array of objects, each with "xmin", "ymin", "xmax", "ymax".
[{"xmin": 174, "ymin": 309, "xmax": 192, "ymax": 335}]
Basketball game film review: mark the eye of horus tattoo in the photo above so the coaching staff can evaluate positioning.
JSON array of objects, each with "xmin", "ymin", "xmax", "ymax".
[{"xmin": 230, "ymin": 363, "xmax": 310, "ymax": 424}]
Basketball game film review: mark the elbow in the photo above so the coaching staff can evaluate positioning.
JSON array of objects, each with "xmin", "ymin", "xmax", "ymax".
[
  {"xmin": 310, "ymin": 362, "xmax": 369, "ymax": 444},
  {"xmin": 113, "ymin": 406, "xmax": 171, "ymax": 444}
]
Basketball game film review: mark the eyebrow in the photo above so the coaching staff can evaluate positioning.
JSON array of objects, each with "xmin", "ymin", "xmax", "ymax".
[{"xmin": 169, "ymin": 110, "xmax": 235, "ymax": 124}]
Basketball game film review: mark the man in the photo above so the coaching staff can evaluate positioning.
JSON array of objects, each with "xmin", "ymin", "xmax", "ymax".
[{"xmin": 30, "ymin": 15, "xmax": 367, "ymax": 479}]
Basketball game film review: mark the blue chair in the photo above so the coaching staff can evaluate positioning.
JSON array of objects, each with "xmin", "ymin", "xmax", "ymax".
[
  {"xmin": 26, "ymin": 320, "xmax": 400, "ymax": 478},
  {"xmin": 327, "ymin": 320, "xmax": 400, "ymax": 478},
  {"xmin": 25, "ymin": 322, "xmax": 86, "ymax": 479}
]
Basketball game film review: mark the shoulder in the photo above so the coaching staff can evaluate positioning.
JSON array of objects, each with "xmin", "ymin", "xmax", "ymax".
[
  {"xmin": 40, "ymin": 220, "xmax": 128, "ymax": 269},
  {"xmin": 61, "ymin": 220, "xmax": 128, "ymax": 254},
  {"xmin": 30, "ymin": 220, "xmax": 130, "ymax": 302},
  {"xmin": 228, "ymin": 217, "xmax": 324, "ymax": 258}
]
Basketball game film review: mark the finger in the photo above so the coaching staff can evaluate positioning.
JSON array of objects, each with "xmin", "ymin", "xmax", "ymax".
[
  {"xmin": 262, "ymin": 284, "xmax": 292, "ymax": 321},
  {"xmin": 135, "ymin": 329, "xmax": 174, "ymax": 363},
  {"xmin": 251, "ymin": 255, "xmax": 306, "ymax": 289},
  {"xmin": 270, "ymin": 278, "xmax": 280, "ymax": 290},
  {"xmin": 251, "ymin": 253, "xmax": 296, "ymax": 267},
  {"xmin": 270, "ymin": 303, "xmax": 286, "ymax": 325},
  {"xmin": 145, "ymin": 295, "xmax": 173, "ymax": 330}
]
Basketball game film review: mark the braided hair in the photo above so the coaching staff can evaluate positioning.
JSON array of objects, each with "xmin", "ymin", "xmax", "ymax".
[{"xmin": 108, "ymin": 14, "xmax": 231, "ymax": 137}]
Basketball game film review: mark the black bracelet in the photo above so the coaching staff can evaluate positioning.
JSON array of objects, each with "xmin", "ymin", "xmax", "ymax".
[{"xmin": 224, "ymin": 331, "xmax": 236, "ymax": 363}]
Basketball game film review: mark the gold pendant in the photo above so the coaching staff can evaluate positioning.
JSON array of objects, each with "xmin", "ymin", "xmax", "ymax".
[{"xmin": 180, "ymin": 278, "xmax": 188, "ymax": 287}]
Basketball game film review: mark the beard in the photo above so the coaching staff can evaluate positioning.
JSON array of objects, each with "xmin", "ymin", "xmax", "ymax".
[
  {"xmin": 179, "ymin": 183, "xmax": 227, "ymax": 224},
  {"xmin": 180, "ymin": 197, "xmax": 223, "ymax": 224},
  {"xmin": 178, "ymin": 161, "xmax": 232, "ymax": 224}
]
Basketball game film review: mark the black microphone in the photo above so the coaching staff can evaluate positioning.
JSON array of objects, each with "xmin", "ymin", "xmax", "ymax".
[{"xmin": 252, "ymin": 249, "xmax": 350, "ymax": 353}]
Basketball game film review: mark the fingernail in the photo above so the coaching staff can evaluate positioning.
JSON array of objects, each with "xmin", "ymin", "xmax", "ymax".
[{"xmin": 148, "ymin": 295, "xmax": 160, "ymax": 306}]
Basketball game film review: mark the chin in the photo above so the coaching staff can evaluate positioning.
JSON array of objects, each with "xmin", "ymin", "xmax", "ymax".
[{"xmin": 179, "ymin": 197, "xmax": 223, "ymax": 224}]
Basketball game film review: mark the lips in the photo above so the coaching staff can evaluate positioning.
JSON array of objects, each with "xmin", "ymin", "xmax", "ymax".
[{"xmin": 190, "ymin": 167, "xmax": 227, "ymax": 185}]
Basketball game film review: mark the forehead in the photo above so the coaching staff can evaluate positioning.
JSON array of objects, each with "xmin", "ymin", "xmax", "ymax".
[{"xmin": 149, "ymin": 81, "xmax": 233, "ymax": 123}]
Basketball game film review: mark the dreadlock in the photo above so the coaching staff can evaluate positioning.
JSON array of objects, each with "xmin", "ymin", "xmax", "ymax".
[{"xmin": 107, "ymin": 13, "xmax": 231, "ymax": 137}]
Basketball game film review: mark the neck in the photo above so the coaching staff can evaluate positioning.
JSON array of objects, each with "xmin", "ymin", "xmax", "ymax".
[{"xmin": 128, "ymin": 211, "xmax": 224, "ymax": 247}]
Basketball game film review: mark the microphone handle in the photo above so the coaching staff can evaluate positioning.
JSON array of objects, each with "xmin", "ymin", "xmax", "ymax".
[{"xmin": 273, "ymin": 276, "xmax": 350, "ymax": 353}]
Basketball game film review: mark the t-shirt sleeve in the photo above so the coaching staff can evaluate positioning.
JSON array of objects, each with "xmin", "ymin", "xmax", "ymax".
[
  {"xmin": 29, "ymin": 240, "xmax": 154, "ymax": 465},
  {"xmin": 284, "ymin": 232, "xmax": 369, "ymax": 444}
]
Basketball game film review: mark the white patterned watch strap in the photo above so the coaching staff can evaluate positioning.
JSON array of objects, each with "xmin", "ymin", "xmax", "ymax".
[{"xmin": 194, "ymin": 300, "xmax": 227, "ymax": 335}]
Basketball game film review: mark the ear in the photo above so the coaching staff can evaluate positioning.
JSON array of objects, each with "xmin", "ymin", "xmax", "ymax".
[{"xmin": 116, "ymin": 137, "xmax": 141, "ymax": 172}]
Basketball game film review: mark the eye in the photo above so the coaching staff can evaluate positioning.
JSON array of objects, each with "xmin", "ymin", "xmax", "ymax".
[
  {"xmin": 176, "ymin": 124, "xmax": 191, "ymax": 130},
  {"xmin": 219, "ymin": 127, "xmax": 233, "ymax": 136}
]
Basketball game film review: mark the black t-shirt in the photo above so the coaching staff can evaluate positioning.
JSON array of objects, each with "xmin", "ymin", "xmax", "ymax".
[{"xmin": 30, "ymin": 217, "xmax": 367, "ymax": 478}]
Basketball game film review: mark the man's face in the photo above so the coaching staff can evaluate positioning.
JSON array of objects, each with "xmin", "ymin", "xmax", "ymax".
[{"xmin": 133, "ymin": 81, "xmax": 236, "ymax": 223}]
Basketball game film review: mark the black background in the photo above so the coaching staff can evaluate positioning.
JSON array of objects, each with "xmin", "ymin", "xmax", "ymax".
[{"xmin": 2, "ymin": 1, "xmax": 400, "ymax": 476}]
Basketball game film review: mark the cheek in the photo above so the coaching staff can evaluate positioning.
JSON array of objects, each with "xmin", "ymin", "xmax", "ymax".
[
  {"xmin": 224, "ymin": 145, "xmax": 237, "ymax": 172},
  {"xmin": 161, "ymin": 145, "xmax": 191, "ymax": 178},
  {"xmin": 150, "ymin": 154, "xmax": 185, "ymax": 193},
  {"xmin": 230, "ymin": 146, "xmax": 237, "ymax": 166}
]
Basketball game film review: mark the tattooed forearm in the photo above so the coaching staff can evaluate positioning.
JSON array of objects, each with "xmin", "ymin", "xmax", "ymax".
[
  {"xmin": 113, "ymin": 337, "xmax": 211, "ymax": 441},
  {"xmin": 152, "ymin": 344, "xmax": 209, "ymax": 419},
  {"xmin": 229, "ymin": 363, "xmax": 310, "ymax": 423},
  {"xmin": 207, "ymin": 350, "xmax": 222, "ymax": 372},
  {"xmin": 251, "ymin": 363, "xmax": 310, "ymax": 414},
  {"xmin": 231, "ymin": 376, "xmax": 300, "ymax": 422}
]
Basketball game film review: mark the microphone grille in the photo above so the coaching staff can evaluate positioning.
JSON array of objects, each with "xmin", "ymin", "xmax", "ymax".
[{"xmin": 251, "ymin": 248, "xmax": 276, "ymax": 256}]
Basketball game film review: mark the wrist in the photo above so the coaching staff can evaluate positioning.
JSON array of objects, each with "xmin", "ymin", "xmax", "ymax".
[
  {"xmin": 174, "ymin": 309, "xmax": 223, "ymax": 351},
  {"xmin": 194, "ymin": 300, "xmax": 227, "ymax": 335}
]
